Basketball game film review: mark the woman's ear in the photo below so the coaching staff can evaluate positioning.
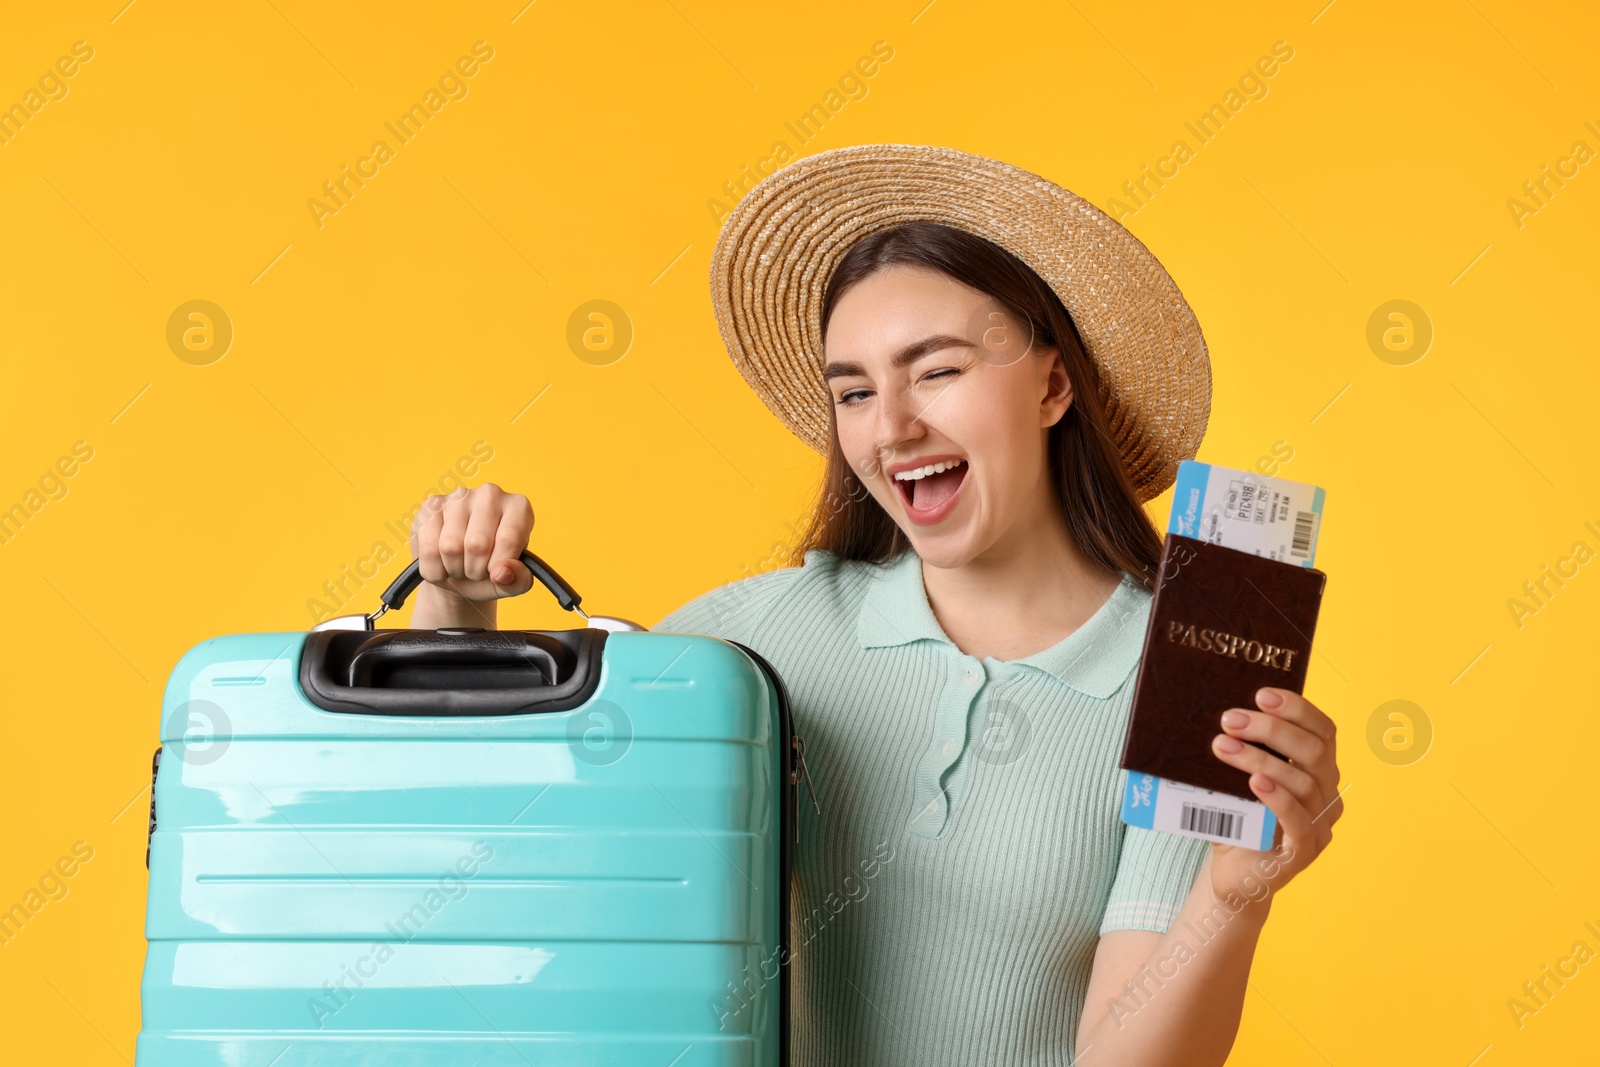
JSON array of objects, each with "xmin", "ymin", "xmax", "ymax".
[{"xmin": 1040, "ymin": 348, "xmax": 1074, "ymax": 428}]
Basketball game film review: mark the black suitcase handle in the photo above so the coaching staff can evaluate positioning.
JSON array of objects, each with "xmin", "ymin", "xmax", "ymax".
[
  {"xmin": 379, "ymin": 550, "xmax": 582, "ymax": 614},
  {"xmin": 301, "ymin": 626, "xmax": 607, "ymax": 716},
  {"xmin": 346, "ymin": 629, "xmax": 573, "ymax": 689}
]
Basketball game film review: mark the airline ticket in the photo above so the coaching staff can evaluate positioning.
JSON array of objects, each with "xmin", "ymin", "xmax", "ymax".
[{"xmin": 1168, "ymin": 460, "xmax": 1325, "ymax": 567}]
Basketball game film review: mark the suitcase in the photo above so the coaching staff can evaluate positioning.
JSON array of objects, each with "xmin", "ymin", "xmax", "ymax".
[{"xmin": 137, "ymin": 551, "xmax": 813, "ymax": 1066}]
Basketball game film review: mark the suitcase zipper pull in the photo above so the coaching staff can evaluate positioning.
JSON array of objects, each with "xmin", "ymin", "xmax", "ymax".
[{"xmin": 791, "ymin": 734, "xmax": 819, "ymax": 844}]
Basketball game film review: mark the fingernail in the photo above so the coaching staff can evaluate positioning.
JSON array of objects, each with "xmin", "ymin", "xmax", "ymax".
[
  {"xmin": 1252, "ymin": 773, "xmax": 1276, "ymax": 793},
  {"xmin": 1221, "ymin": 710, "xmax": 1249, "ymax": 729},
  {"xmin": 1214, "ymin": 735, "xmax": 1243, "ymax": 754},
  {"xmin": 1256, "ymin": 688, "xmax": 1283, "ymax": 709}
]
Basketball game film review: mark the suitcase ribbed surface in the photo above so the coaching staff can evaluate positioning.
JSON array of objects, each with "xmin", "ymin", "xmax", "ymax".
[{"xmin": 138, "ymin": 630, "xmax": 783, "ymax": 1066}]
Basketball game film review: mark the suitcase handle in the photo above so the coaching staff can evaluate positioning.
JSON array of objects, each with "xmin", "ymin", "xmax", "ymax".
[
  {"xmin": 346, "ymin": 629, "xmax": 572, "ymax": 689},
  {"xmin": 379, "ymin": 549, "xmax": 582, "ymax": 615},
  {"xmin": 300, "ymin": 627, "xmax": 607, "ymax": 716}
]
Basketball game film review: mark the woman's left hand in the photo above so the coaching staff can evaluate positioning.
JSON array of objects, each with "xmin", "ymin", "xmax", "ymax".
[{"xmin": 1205, "ymin": 686, "xmax": 1343, "ymax": 906}]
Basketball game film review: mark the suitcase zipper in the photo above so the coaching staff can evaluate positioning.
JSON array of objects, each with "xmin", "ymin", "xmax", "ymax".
[
  {"xmin": 146, "ymin": 746, "xmax": 161, "ymax": 870},
  {"xmin": 790, "ymin": 734, "xmax": 819, "ymax": 846}
]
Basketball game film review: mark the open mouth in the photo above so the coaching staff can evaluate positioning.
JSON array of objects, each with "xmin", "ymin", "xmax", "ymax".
[{"xmin": 892, "ymin": 459, "xmax": 968, "ymax": 522}]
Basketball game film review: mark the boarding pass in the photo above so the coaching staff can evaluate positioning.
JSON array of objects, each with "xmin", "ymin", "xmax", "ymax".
[{"xmin": 1168, "ymin": 460, "xmax": 1325, "ymax": 567}]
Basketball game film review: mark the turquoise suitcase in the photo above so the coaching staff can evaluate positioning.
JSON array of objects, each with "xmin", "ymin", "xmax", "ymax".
[{"xmin": 137, "ymin": 552, "xmax": 812, "ymax": 1065}]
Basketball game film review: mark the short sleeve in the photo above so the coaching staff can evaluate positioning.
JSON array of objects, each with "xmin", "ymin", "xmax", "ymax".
[
  {"xmin": 1098, "ymin": 825, "xmax": 1209, "ymax": 936},
  {"xmin": 654, "ymin": 565, "xmax": 804, "ymax": 643}
]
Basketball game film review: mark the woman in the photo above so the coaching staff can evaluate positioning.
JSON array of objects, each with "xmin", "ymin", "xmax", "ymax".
[{"xmin": 407, "ymin": 145, "xmax": 1343, "ymax": 1065}]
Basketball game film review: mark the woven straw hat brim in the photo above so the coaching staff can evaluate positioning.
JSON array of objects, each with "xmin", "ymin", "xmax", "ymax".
[{"xmin": 707, "ymin": 143, "xmax": 1212, "ymax": 504}]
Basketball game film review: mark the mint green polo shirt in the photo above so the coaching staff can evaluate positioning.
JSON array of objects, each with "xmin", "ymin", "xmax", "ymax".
[{"xmin": 658, "ymin": 547, "xmax": 1208, "ymax": 1065}]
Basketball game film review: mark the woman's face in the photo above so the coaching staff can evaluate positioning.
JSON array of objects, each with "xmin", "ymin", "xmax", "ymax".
[{"xmin": 822, "ymin": 264, "xmax": 1074, "ymax": 569}]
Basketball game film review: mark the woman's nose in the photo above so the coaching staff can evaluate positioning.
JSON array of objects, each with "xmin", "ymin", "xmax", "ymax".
[{"xmin": 872, "ymin": 387, "xmax": 923, "ymax": 461}]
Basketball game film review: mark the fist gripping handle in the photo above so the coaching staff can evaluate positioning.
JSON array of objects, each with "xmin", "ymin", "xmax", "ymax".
[
  {"xmin": 379, "ymin": 550, "xmax": 583, "ymax": 615},
  {"xmin": 311, "ymin": 550, "xmax": 588, "ymax": 632}
]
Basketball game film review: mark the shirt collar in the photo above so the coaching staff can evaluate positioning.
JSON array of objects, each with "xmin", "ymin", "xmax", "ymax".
[{"xmin": 855, "ymin": 550, "xmax": 1151, "ymax": 699}]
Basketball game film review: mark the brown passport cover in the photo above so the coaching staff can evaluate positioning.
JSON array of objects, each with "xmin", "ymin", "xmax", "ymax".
[{"xmin": 1120, "ymin": 534, "xmax": 1327, "ymax": 801}]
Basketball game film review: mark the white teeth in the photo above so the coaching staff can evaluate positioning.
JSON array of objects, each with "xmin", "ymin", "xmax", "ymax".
[{"xmin": 893, "ymin": 459, "xmax": 966, "ymax": 482}]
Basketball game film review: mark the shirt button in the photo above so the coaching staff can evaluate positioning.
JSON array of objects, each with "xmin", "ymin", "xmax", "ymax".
[
  {"xmin": 942, "ymin": 739, "xmax": 959, "ymax": 757},
  {"xmin": 965, "ymin": 670, "xmax": 980, "ymax": 684}
]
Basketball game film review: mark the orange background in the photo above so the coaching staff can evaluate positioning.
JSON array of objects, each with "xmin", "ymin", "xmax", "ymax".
[{"xmin": 2, "ymin": 1, "xmax": 1597, "ymax": 1063}]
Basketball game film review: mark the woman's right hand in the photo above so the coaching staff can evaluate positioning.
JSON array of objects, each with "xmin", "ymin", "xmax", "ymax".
[{"xmin": 408, "ymin": 483, "xmax": 535, "ymax": 629}]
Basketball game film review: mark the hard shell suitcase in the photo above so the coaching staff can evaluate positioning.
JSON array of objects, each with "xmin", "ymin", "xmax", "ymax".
[{"xmin": 137, "ymin": 552, "xmax": 812, "ymax": 1066}]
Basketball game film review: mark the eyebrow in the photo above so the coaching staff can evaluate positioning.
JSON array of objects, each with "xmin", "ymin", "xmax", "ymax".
[{"xmin": 822, "ymin": 334, "xmax": 977, "ymax": 381}]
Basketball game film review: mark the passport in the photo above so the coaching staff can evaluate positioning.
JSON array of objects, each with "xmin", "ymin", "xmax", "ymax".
[{"xmin": 1120, "ymin": 532, "xmax": 1327, "ymax": 802}]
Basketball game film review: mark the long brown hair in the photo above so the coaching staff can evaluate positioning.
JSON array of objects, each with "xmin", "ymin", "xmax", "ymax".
[{"xmin": 789, "ymin": 220, "xmax": 1165, "ymax": 590}]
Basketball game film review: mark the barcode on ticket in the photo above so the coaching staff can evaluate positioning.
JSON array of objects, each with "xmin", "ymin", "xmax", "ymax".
[
  {"xmin": 1290, "ymin": 510, "xmax": 1316, "ymax": 558},
  {"xmin": 1180, "ymin": 802, "xmax": 1244, "ymax": 841}
]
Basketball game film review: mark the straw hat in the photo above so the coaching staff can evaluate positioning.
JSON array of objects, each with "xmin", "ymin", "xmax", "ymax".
[{"xmin": 707, "ymin": 142, "xmax": 1211, "ymax": 503}]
